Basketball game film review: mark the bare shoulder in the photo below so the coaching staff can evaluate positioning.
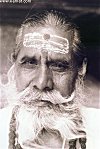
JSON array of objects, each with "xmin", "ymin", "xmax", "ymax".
[
  {"xmin": 0, "ymin": 106, "xmax": 13, "ymax": 149},
  {"xmin": 81, "ymin": 106, "xmax": 100, "ymax": 131},
  {"xmin": 0, "ymin": 106, "xmax": 14, "ymax": 131},
  {"xmin": 81, "ymin": 106, "xmax": 100, "ymax": 149},
  {"xmin": 0, "ymin": 106, "xmax": 13, "ymax": 122},
  {"xmin": 81, "ymin": 106, "xmax": 100, "ymax": 122}
]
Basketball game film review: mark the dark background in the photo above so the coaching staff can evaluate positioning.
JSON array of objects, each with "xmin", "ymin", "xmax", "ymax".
[{"xmin": 0, "ymin": 0, "xmax": 100, "ymax": 107}]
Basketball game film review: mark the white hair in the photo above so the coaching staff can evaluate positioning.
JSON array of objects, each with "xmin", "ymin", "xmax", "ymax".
[{"xmin": 1, "ymin": 64, "xmax": 87, "ymax": 148}]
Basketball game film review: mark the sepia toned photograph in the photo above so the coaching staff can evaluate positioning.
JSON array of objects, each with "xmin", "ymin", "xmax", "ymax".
[{"xmin": 0, "ymin": 0, "xmax": 100, "ymax": 148}]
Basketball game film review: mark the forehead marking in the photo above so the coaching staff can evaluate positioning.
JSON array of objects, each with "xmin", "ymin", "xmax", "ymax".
[
  {"xmin": 43, "ymin": 34, "xmax": 50, "ymax": 40},
  {"xmin": 23, "ymin": 32, "xmax": 69, "ymax": 54}
]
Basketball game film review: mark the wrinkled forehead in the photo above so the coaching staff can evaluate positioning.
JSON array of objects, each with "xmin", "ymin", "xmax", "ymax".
[
  {"xmin": 22, "ymin": 26, "xmax": 73, "ymax": 42},
  {"xmin": 22, "ymin": 26, "xmax": 73, "ymax": 54}
]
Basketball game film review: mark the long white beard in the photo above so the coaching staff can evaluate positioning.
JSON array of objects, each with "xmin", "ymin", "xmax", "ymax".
[
  {"xmin": 3, "ymin": 65, "xmax": 86, "ymax": 148},
  {"xmin": 16, "ymin": 103, "xmax": 85, "ymax": 149}
]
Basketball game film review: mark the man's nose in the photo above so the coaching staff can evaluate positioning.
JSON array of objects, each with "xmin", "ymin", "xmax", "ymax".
[{"xmin": 34, "ymin": 65, "xmax": 53, "ymax": 91}]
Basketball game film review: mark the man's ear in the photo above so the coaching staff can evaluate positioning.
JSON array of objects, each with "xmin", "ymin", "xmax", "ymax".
[{"xmin": 78, "ymin": 58, "xmax": 87, "ymax": 77}]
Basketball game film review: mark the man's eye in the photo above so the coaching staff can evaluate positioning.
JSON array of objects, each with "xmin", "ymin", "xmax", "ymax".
[
  {"xmin": 49, "ymin": 62, "xmax": 69, "ymax": 72},
  {"xmin": 21, "ymin": 60, "xmax": 38, "ymax": 69}
]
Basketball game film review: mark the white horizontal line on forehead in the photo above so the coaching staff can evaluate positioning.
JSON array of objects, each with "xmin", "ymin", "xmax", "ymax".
[
  {"xmin": 23, "ymin": 32, "xmax": 69, "ymax": 54},
  {"xmin": 24, "ymin": 32, "xmax": 69, "ymax": 42}
]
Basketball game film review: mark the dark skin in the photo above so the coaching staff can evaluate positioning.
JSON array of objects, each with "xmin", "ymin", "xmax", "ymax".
[{"xmin": 14, "ymin": 26, "xmax": 84, "ymax": 97}]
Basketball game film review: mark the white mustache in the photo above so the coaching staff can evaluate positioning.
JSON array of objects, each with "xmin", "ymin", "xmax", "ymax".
[{"xmin": 16, "ymin": 87, "xmax": 75, "ymax": 105}]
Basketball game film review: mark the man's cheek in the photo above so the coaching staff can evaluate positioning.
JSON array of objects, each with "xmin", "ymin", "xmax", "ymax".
[
  {"xmin": 15, "ymin": 70, "xmax": 32, "ymax": 91},
  {"xmin": 53, "ymin": 72, "xmax": 77, "ymax": 96},
  {"xmin": 52, "ymin": 73, "xmax": 68, "ymax": 95}
]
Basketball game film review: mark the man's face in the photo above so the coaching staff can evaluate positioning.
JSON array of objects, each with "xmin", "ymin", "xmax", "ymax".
[
  {"xmin": 14, "ymin": 26, "xmax": 78, "ymax": 97},
  {"xmin": 11, "ymin": 27, "xmax": 86, "ymax": 148}
]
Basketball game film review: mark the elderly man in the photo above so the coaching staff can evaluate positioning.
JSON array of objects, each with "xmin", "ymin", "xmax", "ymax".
[{"xmin": 0, "ymin": 10, "xmax": 100, "ymax": 149}]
